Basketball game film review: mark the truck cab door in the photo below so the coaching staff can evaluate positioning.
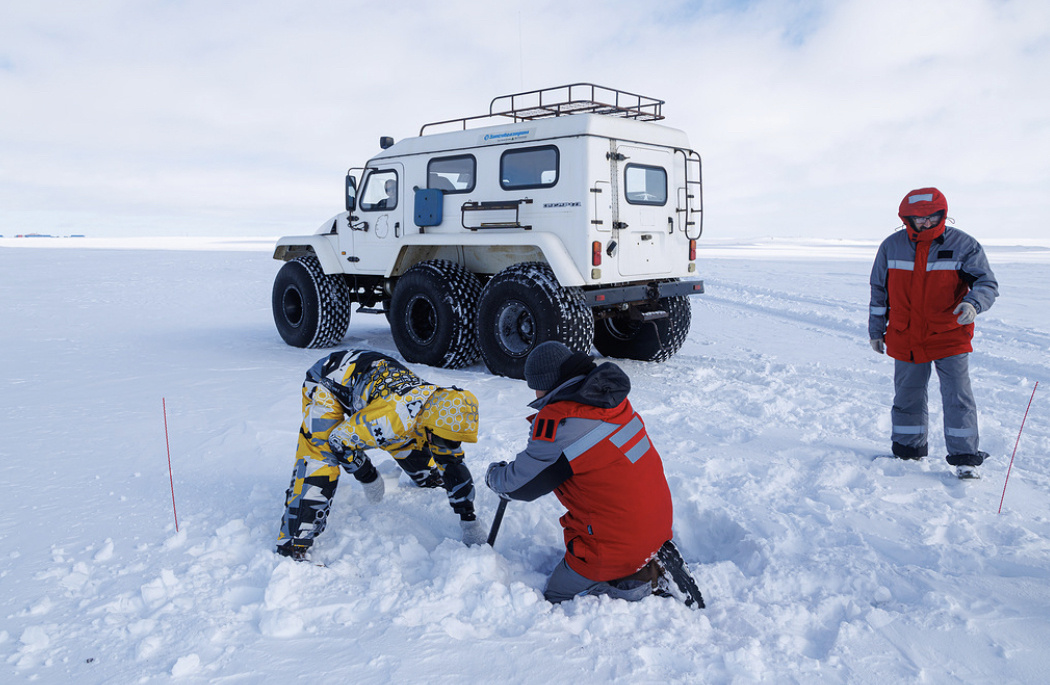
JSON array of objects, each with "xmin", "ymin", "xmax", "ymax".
[
  {"xmin": 353, "ymin": 163, "xmax": 405, "ymax": 274},
  {"xmin": 613, "ymin": 145, "xmax": 674, "ymax": 278}
]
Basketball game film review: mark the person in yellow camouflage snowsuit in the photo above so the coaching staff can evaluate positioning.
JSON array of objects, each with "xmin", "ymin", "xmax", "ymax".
[{"xmin": 276, "ymin": 349, "xmax": 485, "ymax": 560}]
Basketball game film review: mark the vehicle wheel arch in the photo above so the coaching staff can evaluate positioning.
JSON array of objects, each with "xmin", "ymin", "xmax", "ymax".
[
  {"xmin": 273, "ymin": 234, "xmax": 343, "ymax": 275},
  {"xmin": 388, "ymin": 236, "xmax": 584, "ymax": 286}
]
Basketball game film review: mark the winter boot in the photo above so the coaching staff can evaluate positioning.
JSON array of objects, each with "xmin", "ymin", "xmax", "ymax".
[
  {"xmin": 655, "ymin": 540, "xmax": 706, "ymax": 609},
  {"xmin": 653, "ymin": 560, "xmax": 674, "ymax": 598},
  {"xmin": 892, "ymin": 441, "xmax": 927, "ymax": 460},
  {"xmin": 276, "ymin": 542, "xmax": 310, "ymax": 562},
  {"xmin": 948, "ymin": 451, "xmax": 987, "ymax": 479}
]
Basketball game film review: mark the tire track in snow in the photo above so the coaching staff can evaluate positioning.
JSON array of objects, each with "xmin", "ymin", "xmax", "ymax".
[{"xmin": 701, "ymin": 286, "xmax": 864, "ymax": 344}]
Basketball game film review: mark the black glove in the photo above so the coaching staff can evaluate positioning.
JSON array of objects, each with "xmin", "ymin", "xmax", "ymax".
[
  {"xmin": 485, "ymin": 461, "xmax": 508, "ymax": 491},
  {"xmin": 331, "ymin": 445, "xmax": 368, "ymax": 474}
]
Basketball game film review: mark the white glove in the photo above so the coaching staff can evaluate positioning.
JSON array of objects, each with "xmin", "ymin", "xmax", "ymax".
[
  {"xmin": 954, "ymin": 301, "xmax": 977, "ymax": 325},
  {"xmin": 361, "ymin": 474, "xmax": 385, "ymax": 503},
  {"xmin": 460, "ymin": 518, "xmax": 488, "ymax": 546},
  {"xmin": 870, "ymin": 338, "xmax": 885, "ymax": 354}
]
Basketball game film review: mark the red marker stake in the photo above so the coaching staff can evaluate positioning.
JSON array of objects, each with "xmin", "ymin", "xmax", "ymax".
[
  {"xmin": 999, "ymin": 382, "xmax": 1039, "ymax": 514},
  {"xmin": 163, "ymin": 398, "xmax": 179, "ymax": 532}
]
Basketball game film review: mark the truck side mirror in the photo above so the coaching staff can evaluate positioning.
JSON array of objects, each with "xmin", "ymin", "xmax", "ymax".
[
  {"xmin": 345, "ymin": 174, "xmax": 357, "ymax": 212},
  {"xmin": 379, "ymin": 136, "xmax": 394, "ymax": 149}
]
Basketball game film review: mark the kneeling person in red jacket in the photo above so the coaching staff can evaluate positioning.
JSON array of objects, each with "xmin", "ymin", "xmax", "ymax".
[{"xmin": 485, "ymin": 341, "xmax": 674, "ymax": 603}]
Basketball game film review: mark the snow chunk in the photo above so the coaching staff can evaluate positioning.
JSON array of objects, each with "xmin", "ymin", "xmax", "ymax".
[
  {"xmin": 137, "ymin": 635, "xmax": 163, "ymax": 661},
  {"xmin": 140, "ymin": 569, "xmax": 180, "ymax": 608},
  {"xmin": 259, "ymin": 611, "xmax": 304, "ymax": 638},
  {"xmin": 171, "ymin": 653, "xmax": 201, "ymax": 677},
  {"xmin": 26, "ymin": 596, "xmax": 53, "ymax": 616},
  {"xmin": 19, "ymin": 625, "xmax": 49, "ymax": 651},
  {"xmin": 93, "ymin": 538, "xmax": 115, "ymax": 561}
]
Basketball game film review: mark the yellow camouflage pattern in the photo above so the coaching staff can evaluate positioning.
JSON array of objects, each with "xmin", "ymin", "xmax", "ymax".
[
  {"xmin": 417, "ymin": 388, "xmax": 480, "ymax": 444},
  {"xmin": 278, "ymin": 350, "xmax": 480, "ymax": 549}
]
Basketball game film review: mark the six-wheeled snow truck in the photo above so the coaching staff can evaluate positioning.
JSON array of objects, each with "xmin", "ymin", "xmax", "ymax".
[{"xmin": 271, "ymin": 83, "xmax": 705, "ymax": 378}]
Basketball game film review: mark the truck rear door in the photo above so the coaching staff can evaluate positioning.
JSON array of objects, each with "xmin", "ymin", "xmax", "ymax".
[{"xmin": 613, "ymin": 144, "xmax": 675, "ymax": 278}]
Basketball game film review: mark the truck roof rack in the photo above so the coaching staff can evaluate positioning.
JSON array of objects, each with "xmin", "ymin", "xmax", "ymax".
[{"xmin": 420, "ymin": 83, "xmax": 664, "ymax": 136}]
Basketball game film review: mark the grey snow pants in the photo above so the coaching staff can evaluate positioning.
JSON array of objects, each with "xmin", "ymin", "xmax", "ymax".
[
  {"xmin": 543, "ymin": 558, "xmax": 653, "ymax": 604},
  {"xmin": 891, "ymin": 353, "xmax": 984, "ymax": 465}
]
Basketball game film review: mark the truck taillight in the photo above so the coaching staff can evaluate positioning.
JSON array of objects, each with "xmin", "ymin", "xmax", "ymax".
[
  {"xmin": 592, "ymin": 241, "xmax": 602, "ymax": 266},
  {"xmin": 689, "ymin": 239, "xmax": 696, "ymax": 261}
]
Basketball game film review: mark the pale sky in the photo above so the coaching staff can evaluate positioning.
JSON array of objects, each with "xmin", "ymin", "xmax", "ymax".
[{"xmin": 1, "ymin": 0, "xmax": 1048, "ymax": 240}]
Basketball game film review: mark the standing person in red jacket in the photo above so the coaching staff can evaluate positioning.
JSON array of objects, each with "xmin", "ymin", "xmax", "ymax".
[
  {"xmin": 869, "ymin": 187, "xmax": 999, "ymax": 478},
  {"xmin": 485, "ymin": 341, "xmax": 676, "ymax": 603}
]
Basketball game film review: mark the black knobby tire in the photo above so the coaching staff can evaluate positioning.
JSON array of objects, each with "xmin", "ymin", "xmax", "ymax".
[
  {"xmin": 476, "ymin": 262, "xmax": 594, "ymax": 379},
  {"xmin": 389, "ymin": 260, "xmax": 482, "ymax": 369},
  {"xmin": 272, "ymin": 256, "xmax": 351, "ymax": 348},
  {"xmin": 593, "ymin": 292, "xmax": 691, "ymax": 362}
]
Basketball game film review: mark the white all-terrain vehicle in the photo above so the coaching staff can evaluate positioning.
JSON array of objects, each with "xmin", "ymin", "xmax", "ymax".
[{"xmin": 271, "ymin": 83, "xmax": 704, "ymax": 378}]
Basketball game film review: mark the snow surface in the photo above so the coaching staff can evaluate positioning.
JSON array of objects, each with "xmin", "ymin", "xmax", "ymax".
[{"xmin": 2, "ymin": 237, "xmax": 1049, "ymax": 684}]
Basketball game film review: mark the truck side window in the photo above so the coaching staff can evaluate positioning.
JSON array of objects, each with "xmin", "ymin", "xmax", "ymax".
[
  {"xmin": 359, "ymin": 170, "xmax": 399, "ymax": 211},
  {"xmin": 428, "ymin": 155, "xmax": 476, "ymax": 193},
  {"xmin": 624, "ymin": 164, "xmax": 667, "ymax": 206},
  {"xmin": 500, "ymin": 146, "xmax": 559, "ymax": 190}
]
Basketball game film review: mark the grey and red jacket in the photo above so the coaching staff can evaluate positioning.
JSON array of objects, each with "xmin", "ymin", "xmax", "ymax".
[
  {"xmin": 487, "ymin": 363, "xmax": 673, "ymax": 581},
  {"xmin": 869, "ymin": 226, "xmax": 998, "ymax": 364}
]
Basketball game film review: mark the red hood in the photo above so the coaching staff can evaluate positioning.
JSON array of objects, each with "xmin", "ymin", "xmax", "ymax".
[{"xmin": 899, "ymin": 187, "xmax": 948, "ymax": 242}]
